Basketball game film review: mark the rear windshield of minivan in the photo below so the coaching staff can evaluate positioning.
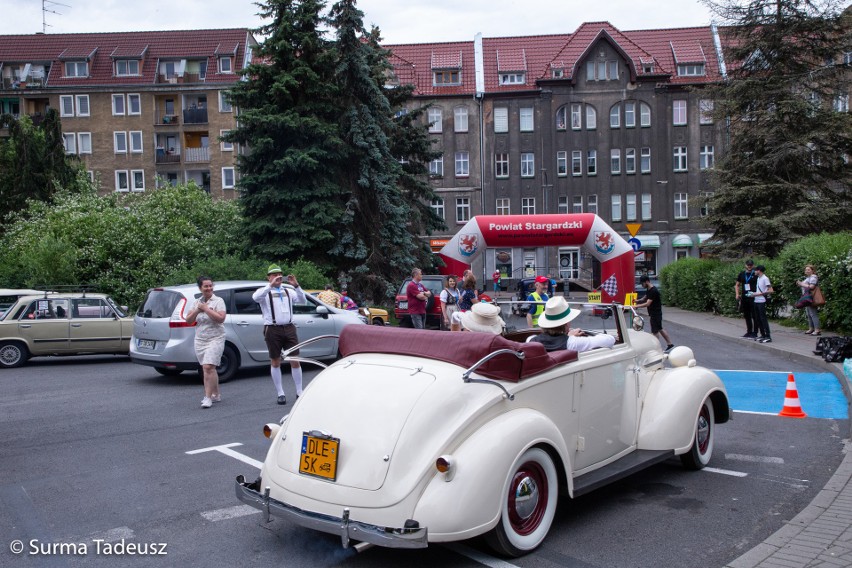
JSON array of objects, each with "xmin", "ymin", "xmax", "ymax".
[{"xmin": 137, "ymin": 290, "xmax": 183, "ymax": 318}]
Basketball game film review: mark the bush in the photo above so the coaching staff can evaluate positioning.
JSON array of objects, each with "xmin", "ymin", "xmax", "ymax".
[
  {"xmin": 659, "ymin": 257, "xmax": 721, "ymax": 311},
  {"xmin": 164, "ymin": 256, "xmax": 330, "ymax": 291}
]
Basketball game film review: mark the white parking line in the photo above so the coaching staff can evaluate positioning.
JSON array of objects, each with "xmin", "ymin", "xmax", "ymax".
[
  {"xmin": 201, "ymin": 504, "xmax": 261, "ymax": 522},
  {"xmin": 186, "ymin": 443, "xmax": 262, "ymax": 469},
  {"xmin": 703, "ymin": 467, "xmax": 748, "ymax": 477},
  {"xmin": 725, "ymin": 453, "xmax": 785, "ymax": 464},
  {"xmin": 444, "ymin": 543, "xmax": 521, "ymax": 568}
]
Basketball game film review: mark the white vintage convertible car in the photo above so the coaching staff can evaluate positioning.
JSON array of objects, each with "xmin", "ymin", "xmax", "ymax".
[{"xmin": 236, "ymin": 303, "xmax": 729, "ymax": 557}]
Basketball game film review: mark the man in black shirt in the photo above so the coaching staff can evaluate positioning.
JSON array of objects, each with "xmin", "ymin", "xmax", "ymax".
[
  {"xmin": 735, "ymin": 259, "xmax": 758, "ymax": 339},
  {"xmin": 634, "ymin": 275, "xmax": 674, "ymax": 353}
]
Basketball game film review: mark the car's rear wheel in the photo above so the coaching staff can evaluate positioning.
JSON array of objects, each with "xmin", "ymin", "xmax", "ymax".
[
  {"xmin": 680, "ymin": 398, "xmax": 715, "ymax": 470},
  {"xmin": 0, "ymin": 341, "xmax": 29, "ymax": 368},
  {"xmin": 486, "ymin": 447, "xmax": 558, "ymax": 557},
  {"xmin": 371, "ymin": 317, "xmax": 384, "ymax": 326},
  {"xmin": 198, "ymin": 344, "xmax": 239, "ymax": 383},
  {"xmin": 154, "ymin": 367, "xmax": 183, "ymax": 377}
]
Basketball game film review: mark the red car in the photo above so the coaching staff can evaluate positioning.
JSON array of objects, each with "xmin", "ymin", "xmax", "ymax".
[{"xmin": 394, "ymin": 275, "xmax": 445, "ymax": 329}]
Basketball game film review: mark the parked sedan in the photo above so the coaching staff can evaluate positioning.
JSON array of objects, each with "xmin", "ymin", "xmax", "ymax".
[
  {"xmin": 306, "ymin": 290, "xmax": 389, "ymax": 326},
  {"xmin": 130, "ymin": 281, "xmax": 367, "ymax": 382},
  {"xmin": 0, "ymin": 292, "xmax": 132, "ymax": 368},
  {"xmin": 236, "ymin": 303, "xmax": 729, "ymax": 556}
]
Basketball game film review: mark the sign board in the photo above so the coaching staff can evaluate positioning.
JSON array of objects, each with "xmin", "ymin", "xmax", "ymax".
[
  {"xmin": 587, "ymin": 291, "xmax": 602, "ymax": 304},
  {"xmin": 625, "ymin": 223, "xmax": 642, "ymax": 237},
  {"xmin": 624, "ymin": 292, "xmax": 637, "ymax": 306},
  {"xmin": 634, "ymin": 251, "xmax": 646, "ymax": 262},
  {"xmin": 627, "ymin": 237, "xmax": 641, "ymax": 252}
]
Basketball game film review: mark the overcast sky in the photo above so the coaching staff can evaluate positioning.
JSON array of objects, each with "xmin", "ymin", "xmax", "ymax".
[{"xmin": 2, "ymin": 0, "xmax": 717, "ymax": 42}]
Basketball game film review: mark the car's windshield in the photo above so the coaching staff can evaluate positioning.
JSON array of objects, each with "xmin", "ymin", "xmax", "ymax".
[{"xmin": 494, "ymin": 299, "xmax": 624, "ymax": 337}]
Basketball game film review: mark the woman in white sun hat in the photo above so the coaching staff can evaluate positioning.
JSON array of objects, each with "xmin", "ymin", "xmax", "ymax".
[
  {"xmin": 531, "ymin": 296, "xmax": 616, "ymax": 353},
  {"xmin": 459, "ymin": 301, "xmax": 505, "ymax": 335}
]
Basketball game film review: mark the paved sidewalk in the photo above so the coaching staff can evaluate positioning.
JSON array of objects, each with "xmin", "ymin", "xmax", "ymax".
[{"xmin": 661, "ymin": 307, "xmax": 852, "ymax": 568}]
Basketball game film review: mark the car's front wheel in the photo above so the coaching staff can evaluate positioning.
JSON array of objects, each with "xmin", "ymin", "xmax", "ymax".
[
  {"xmin": 485, "ymin": 447, "xmax": 558, "ymax": 557},
  {"xmin": 680, "ymin": 397, "xmax": 715, "ymax": 470},
  {"xmin": 371, "ymin": 317, "xmax": 384, "ymax": 326},
  {"xmin": 215, "ymin": 344, "xmax": 239, "ymax": 383},
  {"xmin": 0, "ymin": 341, "xmax": 29, "ymax": 368}
]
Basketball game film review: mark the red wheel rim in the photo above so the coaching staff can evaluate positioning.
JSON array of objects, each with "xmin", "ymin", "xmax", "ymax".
[{"xmin": 507, "ymin": 460, "xmax": 548, "ymax": 535}]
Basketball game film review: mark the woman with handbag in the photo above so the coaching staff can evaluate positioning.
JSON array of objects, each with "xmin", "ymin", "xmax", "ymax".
[{"xmin": 796, "ymin": 264, "xmax": 821, "ymax": 336}]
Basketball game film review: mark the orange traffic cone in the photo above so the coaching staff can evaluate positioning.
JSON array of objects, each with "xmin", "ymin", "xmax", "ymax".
[{"xmin": 778, "ymin": 373, "xmax": 807, "ymax": 418}]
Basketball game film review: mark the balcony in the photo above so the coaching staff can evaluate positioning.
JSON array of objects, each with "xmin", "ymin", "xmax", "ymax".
[
  {"xmin": 1, "ymin": 76, "xmax": 45, "ymax": 90},
  {"xmin": 183, "ymin": 107, "xmax": 208, "ymax": 124},
  {"xmin": 154, "ymin": 112, "xmax": 180, "ymax": 126},
  {"xmin": 157, "ymin": 73, "xmax": 205, "ymax": 84},
  {"xmin": 156, "ymin": 147, "xmax": 181, "ymax": 164},
  {"xmin": 184, "ymin": 147, "xmax": 210, "ymax": 163}
]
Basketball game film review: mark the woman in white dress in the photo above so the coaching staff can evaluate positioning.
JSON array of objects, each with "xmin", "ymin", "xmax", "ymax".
[{"xmin": 185, "ymin": 276, "xmax": 227, "ymax": 408}]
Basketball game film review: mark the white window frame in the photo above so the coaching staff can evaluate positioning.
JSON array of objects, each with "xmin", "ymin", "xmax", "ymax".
[
  {"xmin": 519, "ymin": 107, "xmax": 534, "ymax": 132},
  {"xmin": 115, "ymin": 59, "xmax": 139, "ymax": 76},
  {"xmin": 431, "ymin": 198, "xmax": 445, "ymax": 219},
  {"xmin": 127, "ymin": 94, "xmax": 141, "ymax": 115},
  {"xmin": 611, "ymin": 194, "xmax": 622, "ymax": 222},
  {"xmin": 222, "ymin": 167, "xmax": 236, "ymax": 189},
  {"xmin": 494, "ymin": 107, "xmax": 508, "ymax": 133},
  {"xmin": 75, "ymin": 95, "xmax": 90, "ymax": 117},
  {"xmin": 60, "ymin": 95, "xmax": 74, "ymax": 117},
  {"xmin": 112, "ymin": 94, "xmax": 125, "ymax": 116},
  {"xmin": 219, "ymin": 56, "xmax": 233, "ymax": 73},
  {"xmin": 557, "ymin": 196, "xmax": 569, "ymax": 214},
  {"xmin": 220, "ymin": 129, "xmax": 234, "ymax": 152},
  {"xmin": 587, "ymin": 149, "xmax": 597, "ymax": 176},
  {"xmin": 77, "ymin": 132, "xmax": 92, "ymax": 154},
  {"xmin": 495, "ymin": 153, "xmax": 509, "ymax": 178},
  {"xmin": 114, "ymin": 132, "xmax": 128, "ymax": 154},
  {"xmin": 625, "ymin": 148, "xmax": 636, "ymax": 174},
  {"xmin": 571, "ymin": 104, "xmax": 582, "ymax": 129},
  {"xmin": 131, "ymin": 170, "xmax": 145, "ymax": 192},
  {"xmin": 521, "ymin": 197, "xmax": 536, "ymax": 215},
  {"xmin": 674, "ymin": 193, "xmax": 689, "ymax": 219},
  {"xmin": 677, "ymin": 63, "xmax": 705, "ymax": 76},
  {"xmin": 456, "ymin": 197, "xmax": 471, "ymax": 223},
  {"xmin": 572, "ymin": 196, "xmax": 583, "ymax": 214},
  {"xmin": 555, "ymin": 107, "xmax": 566, "ymax": 130},
  {"xmin": 129, "ymin": 131, "xmax": 143, "ymax": 153},
  {"xmin": 673, "ymin": 100, "xmax": 687, "ymax": 125},
  {"xmin": 64, "ymin": 60, "xmax": 88, "ymax": 77},
  {"xmin": 674, "ymin": 146, "xmax": 688, "ymax": 172},
  {"xmin": 610, "ymin": 104, "xmax": 620, "ymax": 128},
  {"xmin": 834, "ymin": 94, "xmax": 849, "ymax": 113},
  {"xmin": 700, "ymin": 145, "xmax": 714, "ymax": 170},
  {"xmin": 520, "ymin": 152, "xmax": 535, "ymax": 178},
  {"xmin": 640, "ymin": 147, "xmax": 651, "ymax": 173},
  {"xmin": 572, "ymin": 151, "xmax": 582, "ymax": 176},
  {"xmin": 624, "ymin": 102, "xmax": 635, "ymax": 128},
  {"xmin": 499, "ymin": 72, "xmax": 525, "ymax": 85},
  {"xmin": 115, "ymin": 170, "xmax": 129, "ymax": 192},
  {"xmin": 428, "ymin": 107, "xmax": 442, "ymax": 133},
  {"xmin": 585, "ymin": 105, "xmax": 596, "ymax": 130},
  {"xmin": 699, "ymin": 99, "xmax": 714, "ymax": 124},
  {"xmin": 626, "ymin": 193, "xmax": 637, "ymax": 221},
  {"xmin": 63, "ymin": 133, "xmax": 76, "ymax": 154},
  {"xmin": 496, "ymin": 198, "xmax": 510, "ymax": 215},
  {"xmin": 610, "ymin": 149, "xmax": 621, "ymax": 174},
  {"xmin": 588, "ymin": 194, "xmax": 598, "ymax": 215},
  {"xmin": 556, "ymin": 151, "xmax": 567, "ymax": 176},
  {"xmin": 700, "ymin": 191, "xmax": 714, "ymax": 217},
  {"xmin": 640, "ymin": 102, "xmax": 651, "ymax": 127},
  {"xmin": 455, "ymin": 151, "xmax": 470, "ymax": 177},
  {"xmin": 454, "ymin": 106, "xmax": 468, "ymax": 132},
  {"xmin": 429, "ymin": 156, "xmax": 444, "ymax": 177},
  {"xmin": 641, "ymin": 193, "xmax": 652, "ymax": 220},
  {"xmin": 219, "ymin": 91, "xmax": 233, "ymax": 113}
]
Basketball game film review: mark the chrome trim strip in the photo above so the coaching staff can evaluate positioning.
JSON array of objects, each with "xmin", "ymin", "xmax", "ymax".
[{"xmin": 235, "ymin": 476, "xmax": 428, "ymax": 549}]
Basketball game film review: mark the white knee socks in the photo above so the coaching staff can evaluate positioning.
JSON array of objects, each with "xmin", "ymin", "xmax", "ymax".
[
  {"xmin": 291, "ymin": 366, "xmax": 303, "ymax": 396},
  {"xmin": 271, "ymin": 366, "xmax": 284, "ymax": 396}
]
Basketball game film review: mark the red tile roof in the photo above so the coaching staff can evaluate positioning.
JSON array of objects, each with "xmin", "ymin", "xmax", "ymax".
[{"xmin": 0, "ymin": 29, "xmax": 254, "ymax": 88}]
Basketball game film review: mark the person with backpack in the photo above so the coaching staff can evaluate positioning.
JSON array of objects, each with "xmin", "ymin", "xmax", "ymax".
[{"xmin": 440, "ymin": 275, "xmax": 461, "ymax": 330}]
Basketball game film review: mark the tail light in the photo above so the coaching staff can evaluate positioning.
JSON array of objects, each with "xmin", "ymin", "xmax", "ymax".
[{"xmin": 168, "ymin": 297, "xmax": 196, "ymax": 328}]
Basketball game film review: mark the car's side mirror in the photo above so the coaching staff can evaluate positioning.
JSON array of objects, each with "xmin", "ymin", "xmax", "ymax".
[{"xmin": 315, "ymin": 305, "xmax": 331, "ymax": 318}]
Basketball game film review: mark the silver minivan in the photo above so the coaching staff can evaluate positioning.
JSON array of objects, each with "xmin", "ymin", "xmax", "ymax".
[{"xmin": 129, "ymin": 281, "xmax": 366, "ymax": 381}]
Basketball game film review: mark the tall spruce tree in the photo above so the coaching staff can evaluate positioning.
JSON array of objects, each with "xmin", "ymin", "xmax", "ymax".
[
  {"xmin": 225, "ymin": 0, "xmax": 344, "ymax": 261},
  {"xmin": 700, "ymin": 0, "xmax": 852, "ymax": 257},
  {"xmin": 327, "ymin": 0, "xmax": 441, "ymax": 300}
]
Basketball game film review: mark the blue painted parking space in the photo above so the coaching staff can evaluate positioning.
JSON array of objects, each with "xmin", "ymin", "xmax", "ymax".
[{"xmin": 715, "ymin": 370, "xmax": 848, "ymax": 419}]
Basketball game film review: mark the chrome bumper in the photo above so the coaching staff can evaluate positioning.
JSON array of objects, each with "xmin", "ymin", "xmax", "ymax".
[{"xmin": 235, "ymin": 475, "xmax": 428, "ymax": 549}]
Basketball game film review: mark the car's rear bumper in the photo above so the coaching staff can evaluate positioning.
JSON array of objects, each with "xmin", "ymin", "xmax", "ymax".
[
  {"xmin": 235, "ymin": 475, "xmax": 428, "ymax": 549},
  {"xmin": 128, "ymin": 356, "xmax": 198, "ymax": 371}
]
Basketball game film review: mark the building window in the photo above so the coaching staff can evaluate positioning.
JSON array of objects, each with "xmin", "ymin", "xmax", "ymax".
[
  {"xmin": 429, "ymin": 156, "xmax": 444, "ymax": 177},
  {"xmin": 115, "ymin": 170, "xmax": 129, "ymax": 192},
  {"xmin": 624, "ymin": 102, "xmax": 635, "ymax": 128},
  {"xmin": 127, "ymin": 94, "xmax": 141, "ymax": 115},
  {"xmin": 699, "ymin": 99, "xmax": 714, "ymax": 124},
  {"xmin": 586, "ymin": 106, "xmax": 597, "ymax": 130},
  {"xmin": 219, "ymin": 57, "xmax": 233, "ymax": 73},
  {"xmin": 557, "ymin": 196, "xmax": 568, "ymax": 214},
  {"xmin": 555, "ymin": 107, "xmax": 566, "ymax": 130},
  {"xmin": 611, "ymin": 194, "xmax": 622, "ymax": 222},
  {"xmin": 455, "ymin": 152, "xmax": 469, "ymax": 177},
  {"xmin": 642, "ymin": 193, "xmax": 652, "ymax": 220},
  {"xmin": 552, "ymin": 68, "xmax": 564, "ymax": 79},
  {"xmin": 222, "ymin": 167, "xmax": 235, "ymax": 189},
  {"xmin": 131, "ymin": 170, "xmax": 145, "ymax": 192},
  {"xmin": 433, "ymin": 70, "xmax": 460, "ymax": 85},
  {"xmin": 587, "ymin": 59, "xmax": 618, "ymax": 80},
  {"xmin": 454, "ymin": 107, "xmax": 468, "ymax": 132},
  {"xmin": 674, "ymin": 193, "xmax": 688, "ymax": 219},
  {"xmin": 673, "ymin": 146, "xmax": 688, "ymax": 172},
  {"xmin": 494, "ymin": 107, "xmax": 508, "ymax": 133},
  {"xmin": 834, "ymin": 94, "xmax": 849, "ymax": 113},
  {"xmin": 62, "ymin": 133, "xmax": 76, "ymax": 154},
  {"xmin": 115, "ymin": 59, "xmax": 139, "ymax": 76},
  {"xmin": 219, "ymin": 91, "xmax": 233, "ymax": 113},
  {"xmin": 75, "ymin": 95, "xmax": 90, "ymax": 117},
  {"xmin": 700, "ymin": 145, "xmax": 714, "ymax": 170},
  {"xmin": 640, "ymin": 147, "xmax": 651, "ymax": 173},
  {"xmin": 456, "ymin": 197, "xmax": 471, "ymax": 223},
  {"xmin": 677, "ymin": 63, "xmax": 705, "ymax": 76},
  {"xmin": 112, "ymin": 94, "xmax": 125, "ymax": 115},
  {"xmin": 572, "ymin": 196, "xmax": 583, "ymax": 213},
  {"xmin": 673, "ymin": 100, "xmax": 687, "ymax": 125},
  {"xmin": 77, "ymin": 132, "xmax": 92, "ymax": 154},
  {"xmin": 640, "ymin": 102, "xmax": 651, "ymax": 127},
  {"xmin": 431, "ymin": 198, "xmax": 445, "ymax": 219},
  {"xmin": 700, "ymin": 191, "xmax": 713, "ymax": 217},
  {"xmin": 626, "ymin": 193, "xmax": 637, "ymax": 221},
  {"xmin": 572, "ymin": 151, "xmax": 582, "ymax": 176},
  {"xmin": 499, "ymin": 72, "xmax": 525, "ymax": 85},
  {"xmin": 587, "ymin": 194, "xmax": 598, "ymax": 214},
  {"xmin": 494, "ymin": 153, "xmax": 508, "ymax": 178},
  {"xmin": 64, "ymin": 60, "xmax": 88, "ymax": 77},
  {"xmin": 60, "ymin": 95, "xmax": 74, "ymax": 117},
  {"xmin": 625, "ymin": 148, "xmax": 636, "ymax": 174},
  {"xmin": 129, "ymin": 131, "xmax": 143, "ymax": 153},
  {"xmin": 571, "ymin": 104, "xmax": 582, "ymax": 129},
  {"xmin": 609, "ymin": 105, "xmax": 620, "ymax": 128},
  {"xmin": 428, "ymin": 107, "xmax": 442, "ymax": 133},
  {"xmin": 220, "ymin": 130, "xmax": 233, "ymax": 152},
  {"xmin": 587, "ymin": 149, "xmax": 597, "ymax": 176},
  {"xmin": 519, "ymin": 107, "xmax": 534, "ymax": 132},
  {"xmin": 496, "ymin": 198, "xmax": 510, "ymax": 215},
  {"xmin": 520, "ymin": 152, "xmax": 535, "ymax": 177},
  {"xmin": 610, "ymin": 149, "xmax": 621, "ymax": 174},
  {"xmin": 521, "ymin": 197, "xmax": 536, "ymax": 215},
  {"xmin": 114, "ymin": 132, "xmax": 128, "ymax": 154},
  {"xmin": 556, "ymin": 151, "xmax": 567, "ymax": 176}
]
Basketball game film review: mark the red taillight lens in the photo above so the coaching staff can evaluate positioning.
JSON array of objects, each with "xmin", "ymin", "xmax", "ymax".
[
  {"xmin": 436, "ymin": 457, "xmax": 451, "ymax": 473},
  {"xmin": 168, "ymin": 297, "xmax": 196, "ymax": 328}
]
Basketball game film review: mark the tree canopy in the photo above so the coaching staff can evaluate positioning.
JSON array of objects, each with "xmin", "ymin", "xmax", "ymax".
[{"xmin": 701, "ymin": 0, "xmax": 852, "ymax": 257}]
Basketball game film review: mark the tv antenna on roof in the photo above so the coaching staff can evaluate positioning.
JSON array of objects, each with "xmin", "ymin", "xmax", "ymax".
[{"xmin": 42, "ymin": 0, "xmax": 71, "ymax": 33}]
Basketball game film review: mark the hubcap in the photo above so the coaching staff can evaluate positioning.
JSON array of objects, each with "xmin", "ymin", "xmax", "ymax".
[
  {"xmin": 696, "ymin": 407, "xmax": 710, "ymax": 454},
  {"xmin": 1, "ymin": 346, "xmax": 20, "ymax": 365},
  {"xmin": 513, "ymin": 476, "xmax": 539, "ymax": 520},
  {"xmin": 508, "ymin": 461, "xmax": 548, "ymax": 535}
]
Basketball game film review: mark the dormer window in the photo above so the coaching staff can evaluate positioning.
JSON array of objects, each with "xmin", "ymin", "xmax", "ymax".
[
  {"xmin": 64, "ymin": 61, "xmax": 88, "ymax": 78},
  {"xmin": 499, "ymin": 72, "xmax": 525, "ymax": 85},
  {"xmin": 642, "ymin": 62, "xmax": 655, "ymax": 73},
  {"xmin": 219, "ymin": 56, "xmax": 233, "ymax": 73},
  {"xmin": 115, "ymin": 59, "xmax": 140, "ymax": 76},
  {"xmin": 552, "ymin": 68, "xmax": 564, "ymax": 79},
  {"xmin": 586, "ymin": 59, "xmax": 618, "ymax": 81},
  {"xmin": 431, "ymin": 50, "xmax": 462, "ymax": 87},
  {"xmin": 433, "ymin": 70, "xmax": 460, "ymax": 85},
  {"xmin": 677, "ymin": 63, "xmax": 705, "ymax": 76}
]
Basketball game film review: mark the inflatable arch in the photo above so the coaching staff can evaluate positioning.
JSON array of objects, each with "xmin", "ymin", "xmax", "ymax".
[{"xmin": 437, "ymin": 214, "xmax": 635, "ymax": 304}]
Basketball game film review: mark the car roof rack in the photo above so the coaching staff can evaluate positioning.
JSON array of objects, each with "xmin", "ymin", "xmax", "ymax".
[{"xmin": 34, "ymin": 284, "xmax": 98, "ymax": 298}]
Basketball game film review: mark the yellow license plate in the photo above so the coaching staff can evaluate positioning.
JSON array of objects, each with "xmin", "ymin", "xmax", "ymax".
[{"xmin": 299, "ymin": 433, "xmax": 340, "ymax": 481}]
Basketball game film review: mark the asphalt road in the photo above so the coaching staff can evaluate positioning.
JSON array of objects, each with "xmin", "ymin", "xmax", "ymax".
[{"xmin": 0, "ymin": 322, "xmax": 845, "ymax": 568}]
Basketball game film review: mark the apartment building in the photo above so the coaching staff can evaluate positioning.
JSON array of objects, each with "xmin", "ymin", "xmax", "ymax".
[
  {"xmin": 0, "ymin": 29, "xmax": 256, "ymax": 198},
  {"xmin": 387, "ymin": 22, "xmax": 728, "ymax": 285}
]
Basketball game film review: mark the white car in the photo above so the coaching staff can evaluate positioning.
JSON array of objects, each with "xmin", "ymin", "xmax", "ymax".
[{"xmin": 236, "ymin": 303, "xmax": 729, "ymax": 556}]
